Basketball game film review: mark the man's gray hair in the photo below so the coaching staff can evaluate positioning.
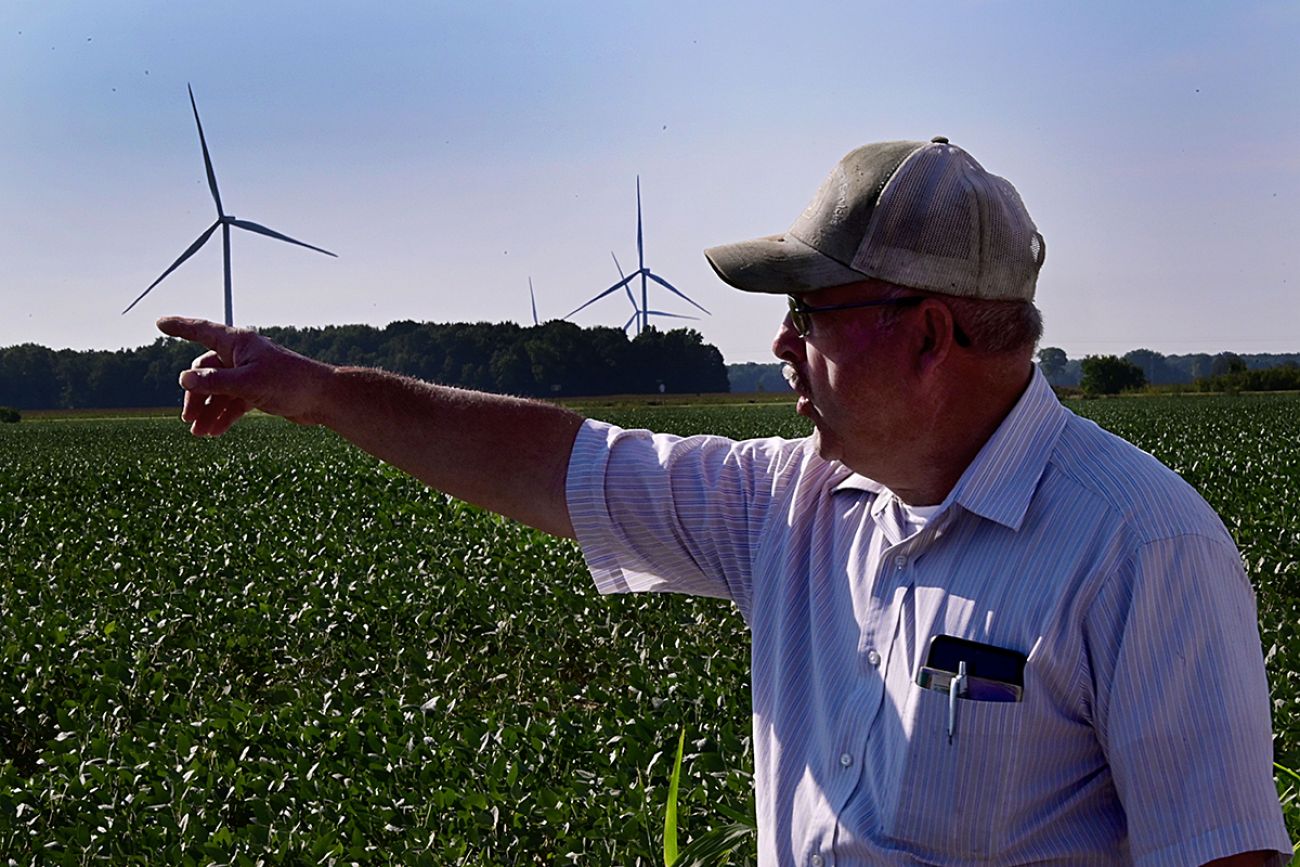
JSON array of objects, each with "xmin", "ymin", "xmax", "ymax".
[
  {"xmin": 944, "ymin": 295, "xmax": 1043, "ymax": 355},
  {"xmin": 878, "ymin": 283, "xmax": 1043, "ymax": 356}
]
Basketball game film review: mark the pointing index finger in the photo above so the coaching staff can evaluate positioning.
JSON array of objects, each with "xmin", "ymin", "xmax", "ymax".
[{"xmin": 156, "ymin": 316, "xmax": 239, "ymax": 357}]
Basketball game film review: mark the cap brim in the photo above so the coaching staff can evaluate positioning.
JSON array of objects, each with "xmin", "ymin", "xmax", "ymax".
[{"xmin": 703, "ymin": 232, "xmax": 869, "ymax": 295}]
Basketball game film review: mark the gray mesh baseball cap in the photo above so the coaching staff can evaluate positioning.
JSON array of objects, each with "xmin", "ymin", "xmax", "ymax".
[{"xmin": 704, "ymin": 137, "xmax": 1046, "ymax": 301}]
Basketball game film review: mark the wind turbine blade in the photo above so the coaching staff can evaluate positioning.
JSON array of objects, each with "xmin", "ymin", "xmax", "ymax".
[
  {"xmin": 645, "ymin": 272, "xmax": 710, "ymax": 315},
  {"xmin": 529, "ymin": 277, "xmax": 539, "ymax": 326},
  {"xmin": 611, "ymin": 252, "xmax": 638, "ymax": 309},
  {"xmin": 122, "ymin": 221, "xmax": 221, "ymax": 315},
  {"xmin": 228, "ymin": 219, "xmax": 337, "ymax": 257},
  {"xmin": 636, "ymin": 177, "xmax": 648, "ymax": 334},
  {"xmin": 646, "ymin": 311, "xmax": 700, "ymax": 321},
  {"xmin": 636, "ymin": 176, "xmax": 644, "ymax": 272},
  {"xmin": 188, "ymin": 84, "xmax": 224, "ymax": 219},
  {"xmin": 561, "ymin": 273, "xmax": 637, "ymax": 320},
  {"xmin": 623, "ymin": 310, "xmax": 639, "ymax": 332}
]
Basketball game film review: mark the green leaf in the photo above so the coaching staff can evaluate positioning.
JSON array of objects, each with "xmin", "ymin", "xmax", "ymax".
[{"xmin": 664, "ymin": 728, "xmax": 686, "ymax": 867}]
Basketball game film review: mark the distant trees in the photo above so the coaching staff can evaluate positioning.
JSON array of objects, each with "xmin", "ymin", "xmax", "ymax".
[
  {"xmin": 1081, "ymin": 355, "xmax": 1147, "ymax": 395},
  {"xmin": 8, "ymin": 330, "xmax": 1298, "ymax": 411},
  {"xmin": 633, "ymin": 328, "xmax": 730, "ymax": 394},
  {"xmin": 1210, "ymin": 352, "xmax": 1248, "ymax": 377},
  {"xmin": 1037, "ymin": 347, "xmax": 1068, "ymax": 384},
  {"xmin": 1035, "ymin": 346, "xmax": 1086, "ymax": 387},
  {"xmin": 1037, "ymin": 349, "xmax": 1300, "ymax": 392},
  {"xmin": 0, "ymin": 321, "xmax": 731, "ymax": 410},
  {"xmin": 1123, "ymin": 348, "xmax": 1179, "ymax": 386},
  {"xmin": 0, "ymin": 345, "xmax": 58, "ymax": 408},
  {"xmin": 728, "ymin": 362, "xmax": 794, "ymax": 393},
  {"xmin": 1196, "ymin": 361, "xmax": 1300, "ymax": 394},
  {"xmin": 0, "ymin": 406, "xmax": 19, "ymax": 423},
  {"xmin": 0, "ymin": 339, "xmax": 199, "ymax": 411}
]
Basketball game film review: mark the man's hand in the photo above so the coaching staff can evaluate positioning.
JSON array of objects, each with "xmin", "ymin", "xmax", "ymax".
[{"xmin": 157, "ymin": 317, "xmax": 333, "ymax": 437}]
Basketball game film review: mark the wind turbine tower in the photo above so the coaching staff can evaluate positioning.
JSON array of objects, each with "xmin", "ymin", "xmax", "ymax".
[{"xmin": 123, "ymin": 84, "xmax": 336, "ymax": 326}]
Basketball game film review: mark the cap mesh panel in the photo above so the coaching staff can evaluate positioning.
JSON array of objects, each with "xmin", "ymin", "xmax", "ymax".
[
  {"xmin": 852, "ymin": 144, "xmax": 1040, "ymax": 299},
  {"xmin": 855, "ymin": 147, "xmax": 978, "ymax": 293},
  {"xmin": 982, "ymin": 177, "xmax": 1035, "ymax": 296}
]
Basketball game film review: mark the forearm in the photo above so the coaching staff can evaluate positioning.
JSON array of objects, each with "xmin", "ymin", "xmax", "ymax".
[
  {"xmin": 315, "ymin": 366, "xmax": 584, "ymax": 538},
  {"xmin": 158, "ymin": 316, "xmax": 583, "ymax": 537}
]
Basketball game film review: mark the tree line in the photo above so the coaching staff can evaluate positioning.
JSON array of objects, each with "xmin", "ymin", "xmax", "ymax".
[
  {"xmin": 723, "ymin": 348, "xmax": 1300, "ymax": 399},
  {"xmin": 0, "ymin": 321, "xmax": 731, "ymax": 411},
  {"xmin": 1036, "ymin": 348, "xmax": 1300, "ymax": 390},
  {"xmin": 1039, "ymin": 348, "xmax": 1300, "ymax": 395},
  {"xmin": 726, "ymin": 362, "xmax": 795, "ymax": 394}
]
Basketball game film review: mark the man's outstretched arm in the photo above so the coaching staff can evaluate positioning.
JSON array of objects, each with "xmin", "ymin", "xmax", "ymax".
[{"xmin": 157, "ymin": 317, "xmax": 583, "ymax": 538}]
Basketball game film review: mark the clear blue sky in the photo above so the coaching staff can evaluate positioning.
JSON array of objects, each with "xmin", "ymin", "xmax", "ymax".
[{"xmin": 3, "ymin": 1, "xmax": 1297, "ymax": 364}]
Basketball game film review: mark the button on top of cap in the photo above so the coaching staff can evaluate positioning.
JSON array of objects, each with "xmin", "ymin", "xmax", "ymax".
[{"xmin": 931, "ymin": 136, "xmax": 950, "ymax": 144}]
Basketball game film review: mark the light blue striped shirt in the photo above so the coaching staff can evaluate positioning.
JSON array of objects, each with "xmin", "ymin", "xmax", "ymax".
[{"xmin": 566, "ymin": 369, "xmax": 1291, "ymax": 866}]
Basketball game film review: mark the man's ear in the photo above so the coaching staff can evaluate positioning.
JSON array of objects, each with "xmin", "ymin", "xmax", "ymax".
[{"xmin": 914, "ymin": 299, "xmax": 957, "ymax": 373}]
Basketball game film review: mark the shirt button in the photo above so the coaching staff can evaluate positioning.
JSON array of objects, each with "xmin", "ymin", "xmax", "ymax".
[
  {"xmin": 866, "ymin": 648, "xmax": 881, "ymax": 667},
  {"xmin": 839, "ymin": 752, "xmax": 853, "ymax": 767},
  {"xmin": 811, "ymin": 856, "xmax": 825, "ymax": 867},
  {"xmin": 894, "ymin": 555, "xmax": 908, "ymax": 570}
]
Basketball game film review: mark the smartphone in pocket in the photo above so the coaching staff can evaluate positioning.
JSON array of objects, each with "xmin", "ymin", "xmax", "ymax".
[{"xmin": 918, "ymin": 634, "xmax": 1027, "ymax": 702}]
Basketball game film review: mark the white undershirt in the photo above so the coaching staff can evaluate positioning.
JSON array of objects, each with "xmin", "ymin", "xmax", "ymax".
[{"xmin": 898, "ymin": 501, "xmax": 943, "ymax": 536}]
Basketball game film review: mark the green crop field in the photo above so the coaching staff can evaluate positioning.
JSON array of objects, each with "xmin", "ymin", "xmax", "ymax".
[{"xmin": 1, "ymin": 395, "xmax": 1298, "ymax": 864}]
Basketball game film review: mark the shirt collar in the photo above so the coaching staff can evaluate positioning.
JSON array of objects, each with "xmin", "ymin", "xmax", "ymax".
[{"xmin": 832, "ymin": 367, "xmax": 1068, "ymax": 531}]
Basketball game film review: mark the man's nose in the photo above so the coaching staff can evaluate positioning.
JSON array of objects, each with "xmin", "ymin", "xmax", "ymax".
[{"xmin": 772, "ymin": 313, "xmax": 804, "ymax": 363}]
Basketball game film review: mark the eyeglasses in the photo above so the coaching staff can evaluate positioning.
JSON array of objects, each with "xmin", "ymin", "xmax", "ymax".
[{"xmin": 786, "ymin": 294, "xmax": 925, "ymax": 338}]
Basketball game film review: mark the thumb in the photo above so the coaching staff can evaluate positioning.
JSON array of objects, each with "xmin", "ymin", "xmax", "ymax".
[{"xmin": 178, "ymin": 365, "xmax": 252, "ymax": 397}]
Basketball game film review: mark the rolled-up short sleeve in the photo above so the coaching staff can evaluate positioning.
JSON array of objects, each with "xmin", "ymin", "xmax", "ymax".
[
  {"xmin": 565, "ymin": 419, "xmax": 804, "ymax": 624},
  {"xmin": 1085, "ymin": 533, "xmax": 1293, "ymax": 866}
]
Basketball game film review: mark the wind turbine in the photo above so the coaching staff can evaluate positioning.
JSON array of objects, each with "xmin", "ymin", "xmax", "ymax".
[
  {"xmin": 123, "ymin": 84, "xmax": 336, "ymax": 327},
  {"xmin": 563, "ymin": 177, "xmax": 708, "ymax": 334},
  {"xmin": 610, "ymin": 251, "xmax": 697, "ymax": 336}
]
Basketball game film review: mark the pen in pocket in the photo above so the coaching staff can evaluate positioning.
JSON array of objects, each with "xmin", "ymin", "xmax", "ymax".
[{"xmin": 948, "ymin": 660, "xmax": 966, "ymax": 744}]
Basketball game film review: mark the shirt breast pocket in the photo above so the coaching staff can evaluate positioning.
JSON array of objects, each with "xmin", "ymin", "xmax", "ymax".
[{"xmin": 882, "ymin": 685, "xmax": 1023, "ymax": 859}]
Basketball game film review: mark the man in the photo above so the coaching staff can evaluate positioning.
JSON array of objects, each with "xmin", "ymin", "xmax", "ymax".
[{"xmin": 159, "ymin": 138, "xmax": 1291, "ymax": 865}]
